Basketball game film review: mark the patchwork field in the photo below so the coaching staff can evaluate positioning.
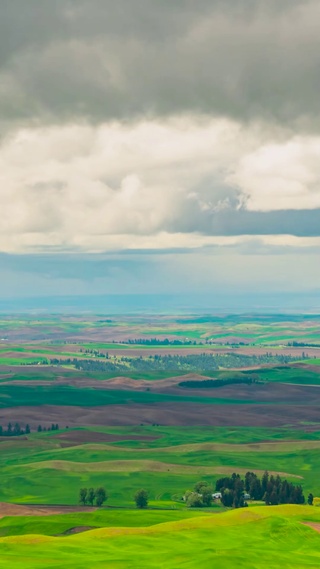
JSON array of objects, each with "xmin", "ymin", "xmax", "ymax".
[{"xmin": 0, "ymin": 313, "xmax": 319, "ymax": 566}]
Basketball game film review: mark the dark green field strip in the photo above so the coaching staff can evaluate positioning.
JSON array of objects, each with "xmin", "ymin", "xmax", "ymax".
[
  {"xmin": 0, "ymin": 384, "xmax": 266, "ymax": 408},
  {"xmin": 244, "ymin": 367, "xmax": 320, "ymax": 385}
]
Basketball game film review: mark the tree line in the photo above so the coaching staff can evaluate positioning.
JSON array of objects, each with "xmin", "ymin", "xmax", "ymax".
[
  {"xmin": 179, "ymin": 376, "xmax": 259, "ymax": 389},
  {"xmin": 0, "ymin": 422, "xmax": 59, "ymax": 436},
  {"xmin": 117, "ymin": 338, "xmax": 199, "ymax": 346},
  {"xmin": 79, "ymin": 487, "xmax": 148, "ymax": 509}
]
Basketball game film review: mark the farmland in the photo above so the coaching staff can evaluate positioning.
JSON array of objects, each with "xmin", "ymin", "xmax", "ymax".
[{"xmin": 0, "ymin": 313, "xmax": 320, "ymax": 566}]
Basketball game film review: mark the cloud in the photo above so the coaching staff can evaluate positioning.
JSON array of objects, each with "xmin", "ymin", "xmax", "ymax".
[
  {"xmin": 0, "ymin": 118, "xmax": 319, "ymax": 253},
  {"xmin": 1, "ymin": 1, "xmax": 320, "ymax": 129},
  {"xmin": 0, "ymin": 1, "xmax": 319, "ymax": 303}
]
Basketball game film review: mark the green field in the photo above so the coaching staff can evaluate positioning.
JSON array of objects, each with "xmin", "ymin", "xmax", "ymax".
[
  {"xmin": 1, "ymin": 506, "xmax": 320, "ymax": 568},
  {"xmin": 1, "ymin": 426, "xmax": 320, "ymax": 506}
]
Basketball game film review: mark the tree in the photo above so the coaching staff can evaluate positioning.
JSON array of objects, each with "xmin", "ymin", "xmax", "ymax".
[
  {"xmin": 87, "ymin": 487, "xmax": 96, "ymax": 506},
  {"xmin": 13, "ymin": 423, "xmax": 21, "ymax": 436},
  {"xmin": 221, "ymin": 488, "xmax": 234, "ymax": 508},
  {"xmin": 202, "ymin": 486, "xmax": 214, "ymax": 507},
  {"xmin": 25, "ymin": 424, "xmax": 30, "ymax": 434},
  {"xmin": 37, "ymin": 425, "xmax": 42, "ymax": 432},
  {"xmin": 95, "ymin": 487, "xmax": 107, "ymax": 507},
  {"xmin": 187, "ymin": 493, "xmax": 203, "ymax": 508},
  {"xmin": 134, "ymin": 489, "xmax": 148, "ymax": 509},
  {"xmin": 308, "ymin": 493, "xmax": 314, "ymax": 506},
  {"xmin": 261, "ymin": 471, "xmax": 269, "ymax": 495},
  {"xmin": 194, "ymin": 481, "xmax": 209, "ymax": 494},
  {"xmin": 79, "ymin": 488, "xmax": 88, "ymax": 505}
]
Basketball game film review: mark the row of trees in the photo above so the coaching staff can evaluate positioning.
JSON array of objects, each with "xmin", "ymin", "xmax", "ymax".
[
  {"xmin": 216, "ymin": 472, "xmax": 305, "ymax": 507},
  {"xmin": 179, "ymin": 376, "xmax": 258, "ymax": 389},
  {"xmin": 79, "ymin": 488, "xmax": 149, "ymax": 509},
  {"xmin": 117, "ymin": 338, "xmax": 198, "ymax": 346},
  {"xmin": 0, "ymin": 423, "xmax": 60, "ymax": 437},
  {"xmin": 79, "ymin": 487, "xmax": 108, "ymax": 507},
  {"xmin": 0, "ymin": 423, "xmax": 30, "ymax": 436},
  {"xmin": 37, "ymin": 424, "xmax": 59, "ymax": 432}
]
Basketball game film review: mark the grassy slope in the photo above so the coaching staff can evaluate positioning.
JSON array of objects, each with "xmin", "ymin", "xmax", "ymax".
[
  {"xmin": 1, "ymin": 426, "xmax": 320, "ymax": 505},
  {"xmin": 0, "ymin": 509, "xmax": 208, "ymax": 537},
  {"xmin": 0, "ymin": 506, "xmax": 320, "ymax": 568}
]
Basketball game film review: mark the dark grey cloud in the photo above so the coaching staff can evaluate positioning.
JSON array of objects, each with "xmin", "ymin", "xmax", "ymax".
[
  {"xmin": 176, "ymin": 204, "xmax": 320, "ymax": 237},
  {"xmin": 0, "ymin": 0, "xmax": 319, "ymax": 129}
]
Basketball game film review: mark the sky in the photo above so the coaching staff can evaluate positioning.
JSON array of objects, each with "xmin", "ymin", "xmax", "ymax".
[{"xmin": 0, "ymin": 0, "xmax": 319, "ymax": 309}]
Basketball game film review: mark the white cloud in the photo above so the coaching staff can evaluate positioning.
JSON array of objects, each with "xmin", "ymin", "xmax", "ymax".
[
  {"xmin": 232, "ymin": 137, "xmax": 320, "ymax": 211},
  {"xmin": 0, "ymin": 117, "xmax": 319, "ymax": 253}
]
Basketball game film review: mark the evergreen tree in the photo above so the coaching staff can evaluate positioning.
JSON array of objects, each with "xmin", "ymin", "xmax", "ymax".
[{"xmin": 308, "ymin": 493, "xmax": 314, "ymax": 505}]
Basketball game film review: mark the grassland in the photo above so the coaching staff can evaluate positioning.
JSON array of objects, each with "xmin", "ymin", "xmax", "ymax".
[
  {"xmin": 1, "ymin": 506, "xmax": 320, "ymax": 568},
  {"xmin": 1, "ymin": 426, "xmax": 320, "ymax": 506}
]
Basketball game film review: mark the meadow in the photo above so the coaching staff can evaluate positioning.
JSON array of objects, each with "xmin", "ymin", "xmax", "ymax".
[{"xmin": 1, "ymin": 425, "xmax": 320, "ymax": 506}]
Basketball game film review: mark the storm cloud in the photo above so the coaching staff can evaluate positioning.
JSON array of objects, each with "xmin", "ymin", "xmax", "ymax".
[{"xmin": 1, "ymin": 0, "xmax": 320, "ymax": 127}]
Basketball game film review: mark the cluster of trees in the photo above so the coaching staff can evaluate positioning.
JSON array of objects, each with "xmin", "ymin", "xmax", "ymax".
[
  {"xmin": 185, "ymin": 481, "xmax": 215, "ymax": 508},
  {"xmin": 79, "ymin": 348, "xmax": 109, "ymax": 358},
  {"xmin": 79, "ymin": 488, "xmax": 149, "ymax": 509},
  {"xmin": 179, "ymin": 376, "xmax": 259, "ymax": 389},
  {"xmin": 79, "ymin": 487, "xmax": 108, "ymax": 507},
  {"xmin": 51, "ymin": 358, "xmax": 124, "ymax": 372},
  {"xmin": 185, "ymin": 472, "xmax": 308, "ymax": 510},
  {"xmin": 22, "ymin": 360, "xmax": 48, "ymax": 366},
  {"xmin": 288, "ymin": 341, "xmax": 319, "ymax": 348},
  {"xmin": 57, "ymin": 352, "xmax": 300, "ymax": 375},
  {"xmin": 216, "ymin": 472, "xmax": 305, "ymax": 507}
]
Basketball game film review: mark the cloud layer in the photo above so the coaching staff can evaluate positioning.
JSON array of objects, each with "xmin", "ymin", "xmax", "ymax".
[
  {"xmin": 0, "ymin": 1, "xmax": 319, "ymax": 298},
  {"xmin": 0, "ymin": 119, "xmax": 320, "ymax": 253}
]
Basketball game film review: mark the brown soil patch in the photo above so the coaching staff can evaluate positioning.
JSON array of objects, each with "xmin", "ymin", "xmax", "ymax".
[
  {"xmin": 0, "ymin": 503, "xmax": 92, "ymax": 519},
  {"xmin": 58, "ymin": 526, "xmax": 96, "ymax": 536},
  {"xmin": 165, "ymin": 382, "xmax": 320, "ymax": 404},
  {"xmin": 1, "ymin": 401, "xmax": 320, "ymax": 427},
  {"xmin": 302, "ymin": 522, "xmax": 320, "ymax": 533}
]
